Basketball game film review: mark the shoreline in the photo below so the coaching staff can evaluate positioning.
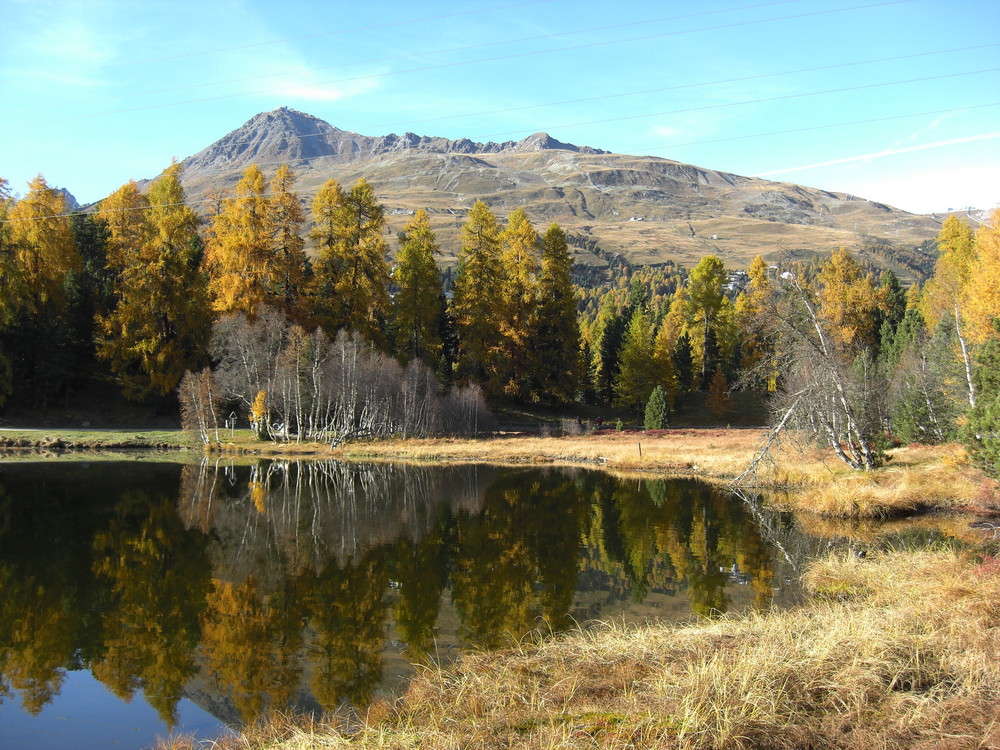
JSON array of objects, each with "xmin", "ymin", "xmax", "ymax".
[{"xmin": 2, "ymin": 427, "xmax": 997, "ymax": 519}]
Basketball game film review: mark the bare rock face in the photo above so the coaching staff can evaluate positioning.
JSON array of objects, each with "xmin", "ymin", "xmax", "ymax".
[{"xmin": 172, "ymin": 107, "xmax": 942, "ymax": 277}]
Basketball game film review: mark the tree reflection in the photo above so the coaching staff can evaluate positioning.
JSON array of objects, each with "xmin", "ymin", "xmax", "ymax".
[
  {"xmin": 200, "ymin": 575, "xmax": 304, "ymax": 722},
  {"xmin": 0, "ymin": 459, "xmax": 793, "ymax": 727},
  {"xmin": 305, "ymin": 550, "xmax": 389, "ymax": 709},
  {"xmin": 91, "ymin": 492, "xmax": 211, "ymax": 725}
]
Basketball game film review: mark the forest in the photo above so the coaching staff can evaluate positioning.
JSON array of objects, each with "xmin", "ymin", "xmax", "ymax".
[{"xmin": 0, "ymin": 163, "xmax": 998, "ymax": 475}]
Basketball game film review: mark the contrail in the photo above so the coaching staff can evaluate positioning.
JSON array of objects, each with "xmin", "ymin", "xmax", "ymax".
[{"xmin": 757, "ymin": 132, "xmax": 1000, "ymax": 177}]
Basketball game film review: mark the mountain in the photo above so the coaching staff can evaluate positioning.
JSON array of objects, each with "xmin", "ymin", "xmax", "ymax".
[{"xmin": 174, "ymin": 107, "xmax": 943, "ymax": 278}]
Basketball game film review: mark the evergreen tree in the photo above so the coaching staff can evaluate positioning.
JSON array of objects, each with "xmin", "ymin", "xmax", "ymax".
[
  {"xmin": 451, "ymin": 201, "xmax": 504, "ymax": 392},
  {"xmin": 672, "ymin": 331, "xmax": 694, "ymax": 395},
  {"xmin": 875, "ymin": 270, "xmax": 906, "ymax": 362},
  {"xmin": 614, "ymin": 306, "xmax": 655, "ymax": 410},
  {"xmin": 644, "ymin": 385, "xmax": 669, "ymax": 429},
  {"xmin": 966, "ymin": 321, "xmax": 1000, "ymax": 478},
  {"xmin": 390, "ymin": 209, "xmax": 444, "ymax": 367},
  {"xmin": 527, "ymin": 223, "xmax": 580, "ymax": 405}
]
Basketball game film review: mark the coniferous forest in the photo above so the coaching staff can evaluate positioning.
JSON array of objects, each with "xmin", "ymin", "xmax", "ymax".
[{"xmin": 1, "ymin": 165, "xmax": 999, "ymax": 476}]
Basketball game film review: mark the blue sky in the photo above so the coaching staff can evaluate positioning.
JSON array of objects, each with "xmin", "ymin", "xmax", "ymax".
[{"xmin": 2, "ymin": 0, "xmax": 997, "ymax": 214}]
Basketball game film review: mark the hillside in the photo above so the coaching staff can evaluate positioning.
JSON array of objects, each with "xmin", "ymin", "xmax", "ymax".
[{"xmin": 173, "ymin": 106, "xmax": 944, "ymax": 278}]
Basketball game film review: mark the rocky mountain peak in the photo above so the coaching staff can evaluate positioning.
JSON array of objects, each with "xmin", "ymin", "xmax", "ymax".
[
  {"xmin": 179, "ymin": 109, "xmax": 608, "ymax": 179},
  {"xmin": 514, "ymin": 132, "xmax": 607, "ymax": 154}
]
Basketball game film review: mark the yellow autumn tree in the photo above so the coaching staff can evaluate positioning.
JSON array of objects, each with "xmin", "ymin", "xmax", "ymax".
[
  {"xmin": 204, "ymin": 164, "xmax": 272, "ymax": 318},
  {"xmin": 452, "ymin": 200, "xmax": 505, "ymax": 392},
  {"xmin": 312, "ymin": 178, "xmax": 389, "ymax": 345},
  {"xmin": 817, "ymin": 247, "xmax": 885, "ymax": 352},
  {"xmin": 963, "ymin": 209, "xmax": 1000, "ymax": 344},
  {"xmin": 267, "ymin": 164, "xmax": 307, "ymax": 320},
  {"xmin": 97, "ymin": 164, "xmax": 211, "ymax": 399},
  {"xmin": 497, "ymin": 207, "xmax": 539, "ymax": 399},
  {"xmin": 0, "ymin": 178, "xmax": 23, "ymax": 405},
  {"xmin": 7, "ymin": 174, "xmax": 80, "ymax": 311},
  {"xmin": 920, "ymin": 216, "xmax": 979, "ymax": 406}
]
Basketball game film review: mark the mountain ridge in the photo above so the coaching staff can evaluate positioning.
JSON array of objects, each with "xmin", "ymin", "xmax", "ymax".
[{"xmin": 172, "ymin": 107, "xmax": 944, "ymax": 278}]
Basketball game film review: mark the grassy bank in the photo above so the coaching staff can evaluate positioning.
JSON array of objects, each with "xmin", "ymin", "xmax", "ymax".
[{"xmin": 166, "ymin": 547, "xmax": 1000, "ymax": 750}]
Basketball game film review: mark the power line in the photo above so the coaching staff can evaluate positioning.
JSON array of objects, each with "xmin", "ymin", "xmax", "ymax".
[
  {"xmin": 474, "ymin": 67, "xmax": 1000, "ymax": 140},
  {"xmin": 89, "ymin": 0, "xmax": 563, "ymax": 71},
  {"xmin": 10, "ymin": 0, "xmax": 809, "ymax": 114},
  {"xmin": 629, "ymin": 102, "xmax": 1000, "ymax": 155},
  {"xmin": 166, "ymin": 42, "xmax": 996, "ymax": 159},
  {"xmin": 22, "ymin": 0, "xmax": 918, "ymax": 126}
]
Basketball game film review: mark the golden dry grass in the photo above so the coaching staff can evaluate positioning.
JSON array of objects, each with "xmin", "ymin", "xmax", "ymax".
[
  {"xmin": 168, "ymin": 548, "xmax": 1000, "ymax": 750},
  {"xmin": 770, "ymin": 443, "xmax": 996, "ymax": 518},
  {"xmin": 339, "ymin": 428, "xmax": 765, "ymax": 478}
]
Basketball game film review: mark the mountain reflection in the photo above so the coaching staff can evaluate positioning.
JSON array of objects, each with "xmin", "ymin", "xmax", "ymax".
[{"xmin": 0, "ymin": 460, "xmax": 798, "ymax": 726}]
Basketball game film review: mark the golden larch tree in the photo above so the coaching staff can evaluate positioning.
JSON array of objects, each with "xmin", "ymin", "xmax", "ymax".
[
  {"xmin": 963, "ymin": 209, "xmax": 1000, "ymax": 344},
  {"xmin": 267, "ymin": 164, "xmax": 307, "ymax": 319},
  {"xmin": 312, "ymin": 178, "xmax": 389, "ymax": 345},
  {"xmin": 7, "ymin": 174, "xmax": 80, "ymax": 311},
  {"xmin": 204, "ymin": 164, "xmax": 272, "ymax": 318},
  {"xmin": 451, "ymin": 200, "xmax": 505, "ymax": 392},
  {"xmin": 98, "ymin": 164, "xmax": 211, "ymax": 398},
  {"xmin": 497, "ymin": 207, "xmax": 540, "ymax": 399}
]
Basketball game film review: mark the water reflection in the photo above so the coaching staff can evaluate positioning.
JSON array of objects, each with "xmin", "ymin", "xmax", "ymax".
[{"xmin": 0, "ymin": 459, "xmax": 804, "ymax": 741}]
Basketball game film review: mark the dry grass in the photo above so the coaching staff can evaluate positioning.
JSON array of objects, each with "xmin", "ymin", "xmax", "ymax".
[
  {"xmin": 169, "ymin": 548, "xmax": 1000, "ymax": 750},
  {"xmin": 339, "ymin": 428, "xmax": 765, "ymax": 478},
  {"xmin": 771, "ymin": 443, "xmax": 996, "ymax": 519}
]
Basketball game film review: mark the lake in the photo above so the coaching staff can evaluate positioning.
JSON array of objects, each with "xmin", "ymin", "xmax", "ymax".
[{"xmin": 0, "ymin": 458, "xmax": 813, "ymax": 749}]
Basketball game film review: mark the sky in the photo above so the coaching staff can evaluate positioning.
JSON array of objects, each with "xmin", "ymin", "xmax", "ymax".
[{"xmin": 1, "ymin": 0, "xmax": 997, "ymax": 215}]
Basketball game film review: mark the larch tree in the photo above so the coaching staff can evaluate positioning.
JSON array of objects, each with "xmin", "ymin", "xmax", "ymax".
[
  {"xmin": 312, "ymin": 178, "xmax": 389, "ymax": 346},
  {"xmin": 7, "ymin": 174, "xmax": 80, "ymax": 311},
  {"xmin": 451, "ymin": 200, "xmax": 505, "ymax": 393},
  {"xmin": 686, "ymin": 255, "xmax": 726, "ymax": 387},
  {"xmin": 98, "ymin": 164, "xmax": 211, "ymax": 399},
  {"xmin": 4, "ymin": 175, "xmax": 82, "ymax": 406},
  {"xmin": 735, "ymin": 255, "xmax": 777, "ymax": 390},
  {"xmin": 963, "ymin": 209, "xmax": 1000, "ymax": 345},
  {"xmin": 267, "ymin": 164, "xmax": 307, "ymax": 320},
  {"xmin": 497, "ymin": 207, "xmax": 540, "ymax": 399},
  {"xmin": 390, "ymin": 209, "xmax": 444, "ymax": 367},
  {"xmin": 920, "ymin": 216, "xmax": 978, "ymax": 407},
  {"xmin": 0, "ymin": 178, "xmax": 20, "ymax": 405},
  {"xmin": 204, "ymin": 164, "xmax": 272, "ymax": 318},
  {"xmin": 816, "ymin": 247, "xmax": 885, "ymax": 353},
  {"xmin": 527, "ymin": 223, "xmax": 580, "ymax": 405}
]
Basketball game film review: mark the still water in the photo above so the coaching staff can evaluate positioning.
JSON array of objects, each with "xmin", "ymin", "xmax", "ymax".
[{"xmin": 0, "ymin": 459, "xmax": 812, "ymax": 749}]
